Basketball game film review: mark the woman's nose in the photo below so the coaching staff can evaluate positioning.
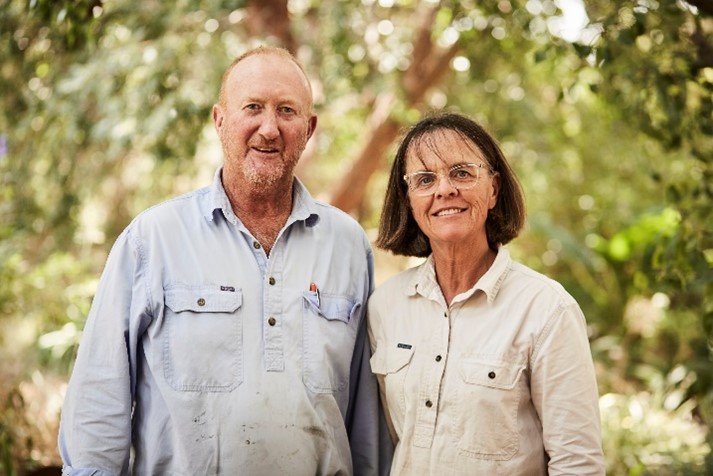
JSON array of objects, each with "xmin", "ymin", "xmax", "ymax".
[{"xmin": 434, "ymin": 173, "xmax": 457, "ymax": 197}]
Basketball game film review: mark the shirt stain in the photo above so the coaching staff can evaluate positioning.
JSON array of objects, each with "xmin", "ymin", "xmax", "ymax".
[
  {"xmin": 302, "ymin": 426, "xmax": 327, "ymax": 439},
  {"xmin": 192, "ymin": 410, "xmax": 207, "ymax": 425}
]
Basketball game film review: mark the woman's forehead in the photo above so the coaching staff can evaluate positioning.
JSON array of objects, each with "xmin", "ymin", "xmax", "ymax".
[{"xmin": 405, "ymin": 128, "xmax": 485, "ymax": 168}]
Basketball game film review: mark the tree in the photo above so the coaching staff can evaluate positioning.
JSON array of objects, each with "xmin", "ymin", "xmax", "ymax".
[{"xmin": 1, "ymin": 0, "xmax": 711, "ymax": 472}]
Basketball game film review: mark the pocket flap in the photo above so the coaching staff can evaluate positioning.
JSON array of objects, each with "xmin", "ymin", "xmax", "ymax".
[
  {"xmin": 370, "ymin": 345, "xmax": 414, "ymax": 376},
  {"xmin": 165, "ymin": 286, "xmax": 243, "ymax": 313},
  {"xmin": 302, "ymin": 293, "xmax": 357, "ymax": 324},
  {"xmin": 459, "ymin": 359, "xmax": 524, "ymax": 390}
]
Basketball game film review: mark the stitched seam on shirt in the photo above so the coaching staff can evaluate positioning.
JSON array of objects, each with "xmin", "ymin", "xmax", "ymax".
[
  {"xmin": 531, "ymin": 302, "xmax": 565, "ymax": 363},
  {"xmin": 127, "ymin": 227, "xmax": 153, "ymax": 318}
]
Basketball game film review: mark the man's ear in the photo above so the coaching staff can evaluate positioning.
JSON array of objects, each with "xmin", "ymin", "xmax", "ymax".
[
  {"xmin": 212, "ymin": 104, "xmax": 224, "ymax": 131},
  {"xmin": 306, "ymin": 114, "xmax": 318, "ymax": 140}
]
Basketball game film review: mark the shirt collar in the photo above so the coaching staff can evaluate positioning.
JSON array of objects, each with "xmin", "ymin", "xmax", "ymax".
[
  {"xmin": 405, "ymin": 246, "xmax": 512, "ymax": 305},
  {"xmin": 205, "ymin": 166, "xmax": 320, "ymax": 227}
]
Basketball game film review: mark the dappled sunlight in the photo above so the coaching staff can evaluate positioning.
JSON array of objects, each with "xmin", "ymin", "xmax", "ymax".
[{"xmin": 2, "ymin": 0, "xmax": 711, "ymax": 472}]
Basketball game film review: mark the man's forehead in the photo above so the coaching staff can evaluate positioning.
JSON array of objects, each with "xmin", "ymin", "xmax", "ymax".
[{"xmin": 231, "ymin": 53, "xmax": 307, "ymax": 82}]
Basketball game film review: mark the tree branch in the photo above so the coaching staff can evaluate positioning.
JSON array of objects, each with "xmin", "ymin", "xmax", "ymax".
[{"xmin": 328, "ymin": 5, "xmax": 462, "ymax": 214}]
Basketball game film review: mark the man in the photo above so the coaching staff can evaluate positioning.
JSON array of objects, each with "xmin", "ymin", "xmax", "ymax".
[{"xmin": 59, "ymin": 46, "xmax": 390, "ymax": 475}]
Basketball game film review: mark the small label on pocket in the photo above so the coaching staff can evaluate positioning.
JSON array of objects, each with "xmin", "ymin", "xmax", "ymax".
[{"xmin": 397, "ymin": 343, "xmax": 412, "ymax": 349}]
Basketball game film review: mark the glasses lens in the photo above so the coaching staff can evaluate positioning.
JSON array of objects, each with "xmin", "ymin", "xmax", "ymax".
[
  {"xmin": 404, "ymin": 163, "xmax": 482, "ymax": 196},
  {"xmin": 449, "ymin": 163, "xmax": 480, "ymax": 190},
  {"xmin": 405, "ymin": 172, "xmax": 437, "ymax": 194}
]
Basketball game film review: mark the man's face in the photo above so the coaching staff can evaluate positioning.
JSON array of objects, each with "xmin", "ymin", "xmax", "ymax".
[{"xmin": 213, "ymin": 53, "xmax": 316, "ymax": 190}]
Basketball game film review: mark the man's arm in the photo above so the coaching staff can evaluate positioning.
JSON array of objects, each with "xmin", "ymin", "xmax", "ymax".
[
  {"xmin": 345, "ymin": 246, "xmax": 394, "ymax": 476},
  {"xmin": 58, "ymin": 229, "xmax": 149, "ymax": 475}
]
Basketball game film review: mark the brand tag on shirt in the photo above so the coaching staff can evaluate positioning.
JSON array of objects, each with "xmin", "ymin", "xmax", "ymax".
[
  {"xmin": 220, "ymin": 285, "xmax": 235, "ymax": 292},
  {"xmin": 397, "ymin": 343, "xmax": 412, "ymax": 349}
]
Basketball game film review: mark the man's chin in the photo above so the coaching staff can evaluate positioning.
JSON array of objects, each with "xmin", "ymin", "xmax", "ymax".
[{"xmin": 243, "ymin": 167, "xmax": 289, "ymax": 189}]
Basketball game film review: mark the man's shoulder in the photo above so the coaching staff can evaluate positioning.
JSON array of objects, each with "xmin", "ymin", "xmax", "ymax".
[
  {"xmin": 129, "ymin": 186, "xmax": 211, "ymax": 230},
  {"xmin": 310, "ymin": 200, "xmax": 367, "ymax": 234}
]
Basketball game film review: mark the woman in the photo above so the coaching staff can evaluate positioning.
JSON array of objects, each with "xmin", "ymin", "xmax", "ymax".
[{"xmin": 368, "ymin": 112, "xmax": 605, "ymax": 475}]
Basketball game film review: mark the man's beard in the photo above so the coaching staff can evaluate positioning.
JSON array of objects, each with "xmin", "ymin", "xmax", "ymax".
[
  {"xmin": 241, "ymin": 157, "xmax": 291, "ymax": 188},
  {"xmin": 220, "ymin": 132, "xmax": 305, "ymax": 190}
]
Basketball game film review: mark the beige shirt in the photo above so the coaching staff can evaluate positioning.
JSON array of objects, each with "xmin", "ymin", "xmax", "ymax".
[{"xmin": 367, "ymin": 247, "xmax": 605, "ymax": 476}]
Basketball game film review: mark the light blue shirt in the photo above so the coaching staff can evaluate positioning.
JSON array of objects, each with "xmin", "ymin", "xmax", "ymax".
[{"xmin": 59, "ymin": 168, "xmax": 389, "ymax": 475}]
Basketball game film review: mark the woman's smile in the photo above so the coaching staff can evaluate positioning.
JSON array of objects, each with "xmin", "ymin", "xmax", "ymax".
[{"xmin": 432, "ymin": 207, "xmax": 467, "ymax": 217}]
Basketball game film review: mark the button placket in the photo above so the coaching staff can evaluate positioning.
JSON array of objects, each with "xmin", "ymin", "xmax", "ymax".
[
  {"xmin": 263, "ymin": 257, "xmax": 284, "ymax": 371},
  {"xmin": 413, "ymin": 305, "xmax": 449, "ymax": 449}
]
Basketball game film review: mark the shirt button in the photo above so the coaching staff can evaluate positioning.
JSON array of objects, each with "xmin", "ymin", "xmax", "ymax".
[
  {"xmin": 197, "ymin": 298, "xmax": 206, "ymax": 306},
  {"xmin": 425, "ymin": 400, "xmax": 433, "ymax": 408},
  {"xmin": 435, "ymin": 355, "xmax": 442, "ymax": 362},
  {"xmin": 268, "ymin": 317, "xmax": 276, "ymax": 326},
  {"xmin": 488, "ymin": 371, "xmax": 496, "ymax": 379},
  {"xmin": 268, "ymin": 277, "xmax": 276, "ymax": 285},
  {"xmin": 253, "ymin": 241, "xmax": 261, "ymax": 249}
]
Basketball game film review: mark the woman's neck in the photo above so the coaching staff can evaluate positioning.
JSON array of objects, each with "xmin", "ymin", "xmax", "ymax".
[{"xmin": 432, "ymin": 242, "xmax": 496, "ymax": 306}]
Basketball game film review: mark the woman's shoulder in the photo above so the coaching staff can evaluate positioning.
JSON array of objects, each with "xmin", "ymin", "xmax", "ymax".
[
  {"xmin": 371, "ymin": 264, "xmax": 422, "ymax": 302},
  {"xmin": 506, "ymin": 259, "xmax": 578, "ymax": 306}
]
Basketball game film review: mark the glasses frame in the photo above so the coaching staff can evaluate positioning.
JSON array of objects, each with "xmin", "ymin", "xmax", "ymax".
[{"xmin": 403, "ymin": 162, "xmax": 487, "ymax": 196}]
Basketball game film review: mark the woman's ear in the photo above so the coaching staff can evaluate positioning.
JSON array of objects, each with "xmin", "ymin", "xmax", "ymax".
[{"xmin": 488, "ymin": 172, "xmax": 501, "ymax": 210}]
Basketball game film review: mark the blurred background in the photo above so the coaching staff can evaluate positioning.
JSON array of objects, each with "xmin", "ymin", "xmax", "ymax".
[{"xmin": 1, "ymin": 0, "xmax": 712, "ymax": 474}]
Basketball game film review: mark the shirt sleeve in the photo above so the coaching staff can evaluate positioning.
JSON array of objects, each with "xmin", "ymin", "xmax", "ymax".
[
  {"xmin": 345, "ymin": 247, "xmax": 394, "ymax": 476},
  {"xmin": 530, "ymin": 302, "xmax": 606, "ymax": 476},
  {"xmin": 58, "ymin": 228, "xmax": 151, "ymax": 475}
]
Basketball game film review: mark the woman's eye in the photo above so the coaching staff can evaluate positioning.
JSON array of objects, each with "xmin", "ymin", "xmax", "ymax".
[
  {"xmin": 451, "ymin": 167, "xmax": 476, "ymax": 180},
  {"xmin": 417, "ymin": 175, "xmax": 435, "ymax": 186}
]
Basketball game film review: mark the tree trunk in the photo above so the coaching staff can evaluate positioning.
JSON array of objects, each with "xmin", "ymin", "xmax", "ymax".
[
  {"xmin": 245, "ymin": 0, "xmax": 296, "ymax": 54},
  {"xmin": 328, "ymin": 6, "xmax": 461, "ymax": 214}
]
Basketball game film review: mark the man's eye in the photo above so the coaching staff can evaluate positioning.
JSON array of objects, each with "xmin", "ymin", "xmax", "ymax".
[
  {"xmin": 245, "ymin": 104, "xmax": 261, "ymax": 110},
  {"xmin": 281, "ymin": 106, "xmax": 296, "ymax": 114}
]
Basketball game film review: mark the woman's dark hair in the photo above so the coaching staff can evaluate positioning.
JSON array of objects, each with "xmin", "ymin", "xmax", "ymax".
[{"xmin": 376, "ymin": 111, "xmax": 526, "ymax": 257}]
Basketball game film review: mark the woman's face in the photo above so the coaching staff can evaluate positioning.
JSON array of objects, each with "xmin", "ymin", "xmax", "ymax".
[{"xmin": 404, "ymin": 129, "xmax": 500, "ymax": 252}]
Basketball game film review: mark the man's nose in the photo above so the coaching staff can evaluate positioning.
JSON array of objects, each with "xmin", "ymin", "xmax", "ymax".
[{"xmin": 257, "ymin": 110, "xmax": 280, "ymax": 140}]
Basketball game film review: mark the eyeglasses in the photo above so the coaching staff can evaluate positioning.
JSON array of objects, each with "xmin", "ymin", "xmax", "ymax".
[{"xmin": 403, "ymin": 163, "xmax": 487, "ymax": 196}]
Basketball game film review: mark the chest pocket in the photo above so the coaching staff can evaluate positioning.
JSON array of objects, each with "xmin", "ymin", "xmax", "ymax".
[
  {"xmin": 302, "ymin": 292, "xmax": 360, "ymax": 399},
  {"xmin": 163, "ymin": 286, "xmax": 243, "ymax": 392},
  {"xmin": 456, "ymin": 358, "xmax": 525, "ymax": 460},
  {"xmin": 370, "ymin": 345, "xmax": 414, "ymax": 418}
]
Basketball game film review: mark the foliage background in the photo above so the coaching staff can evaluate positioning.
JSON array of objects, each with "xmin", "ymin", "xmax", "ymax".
[{"xmin": 1, "ymin": 0, "xmax": 711, "ymax": 474}]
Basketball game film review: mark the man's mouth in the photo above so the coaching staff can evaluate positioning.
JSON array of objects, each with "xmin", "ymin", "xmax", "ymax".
[{"xmin": 252, "ymin": 146, "xmax": 279, "ymax": 154}]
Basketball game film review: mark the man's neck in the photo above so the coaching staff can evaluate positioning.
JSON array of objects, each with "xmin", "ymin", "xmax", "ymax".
[{"xmin": 226, "ymin": 178, "xmax": 295, "ymax": 256}]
